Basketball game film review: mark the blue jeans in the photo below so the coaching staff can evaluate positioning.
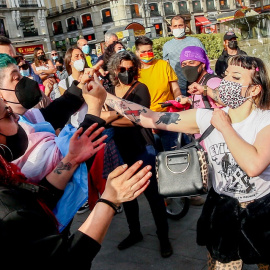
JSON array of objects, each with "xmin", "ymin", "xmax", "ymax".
[{"xmin": 154, "ymin": 130, "xmax": 178, "ymax": 152}]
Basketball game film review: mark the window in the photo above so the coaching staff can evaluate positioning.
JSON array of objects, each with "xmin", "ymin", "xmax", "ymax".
[
  {"xmin": 67, "ymin": 17, "xmax": 77, "ymax": 32},
  {"xmin": 69, "ymin": 37, "xmax": 79, "ymax": 45},
  {"xmin": 52, "ymin": 21, "xmax": 63, "ymax": 35},
  {"xmin": 192, "ymin": 1, "xmax": 202, "ymax": 12},
  {"xmin": 102, "ymin": 8, "xmax": 113, "ymax": 24},
  {"xmin": 0, "ymin": 19, "xmax": 8, "ymax": 37},
  {"xmin": 149, "ymin": 3, "xmax": 160, "ymax": 16},
  {"xmin": 154, "ymin": 23, "xmax": 162, "ymax": 35},
  {"xmin": 178, "ymin": 1, "xmax": 189, "ymax": 14},
  {"xmin": 163, "ymin": 2, "xmax": 174, "ymax": 16},
  {"xmin": 131, "ymin": 4, "xmax": 141, "ymax": 18},
  {"xmin": 55, "ymin": 40, "xmax": 67, "ymax": 51},
  {"xmin": 81, "ymin": 13, "xmax": 93, "ymax": 28},
  {"xmin": 206, "ymin": 0, "xmax": 216, "ymax": 11},
  {"xmin": 219, "ymin": 0, "xmax": 229, "ymax": 10},
  {"xmin": 20, "ymin": 17, "xmax": 38, "ymax": 37},
  {"xmin": 249, "ymin": 0, "xmax": 261, "ymax": 7},
  {"xmin": 84, "ymin": 33, "xmax": 96, "ymax": 41}
]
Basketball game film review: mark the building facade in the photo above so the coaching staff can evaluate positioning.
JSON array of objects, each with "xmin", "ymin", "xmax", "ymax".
[
  {"xmin": 0, "ymin": 0, "xmax": 51, "ymax": 59},
  {"xmin": 44, "ymin": 0, "xmax": 255, "ymax": 54}
]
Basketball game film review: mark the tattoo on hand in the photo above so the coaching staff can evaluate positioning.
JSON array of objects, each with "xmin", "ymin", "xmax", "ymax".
[
  {"xmin": 212, "ymin": 89, "xmax": 220, "ymax": 103},
  {"xmin": 156, "ymin": 113, "xmax": 181, "ymax": 125},
  {"xmin": 54, "ymin": 162, "xmax": 72, "ymax": 175}
]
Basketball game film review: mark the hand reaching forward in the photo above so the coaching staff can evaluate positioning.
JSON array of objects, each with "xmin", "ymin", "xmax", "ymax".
[
  {"xmin": 67, "ymin": 123, "xmax": 107, "ymax": 164},
  {"xmin": 188, "ymin": 82, "xmax": 204, "ymax": 95},
  {"xmin": 101, "ymin": 161, "xmax": 152, "ymax": 206}
]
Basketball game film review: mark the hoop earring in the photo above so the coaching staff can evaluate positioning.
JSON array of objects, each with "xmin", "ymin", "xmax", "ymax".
[{"xmin": 0, "ymin": 144, "xmax": 13, "ymax": 162}]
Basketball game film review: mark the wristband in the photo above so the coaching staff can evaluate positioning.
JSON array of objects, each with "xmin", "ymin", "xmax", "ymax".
[
  {"xmin": 203, "ymin": 85, "xmax": 207, "ymax": 96},
  {"xmin": 96, "ymin": 198, "xmax": 123, "ymax": 215}
]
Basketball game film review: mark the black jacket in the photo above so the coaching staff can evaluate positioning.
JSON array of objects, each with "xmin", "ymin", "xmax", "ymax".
[
  {"xmin": 215, "ymin": 48, "xmax": 247, "ymax": 77},
  {"xmin": 0, "ymin": 114, "xmax": 106, "ymax": 270}
]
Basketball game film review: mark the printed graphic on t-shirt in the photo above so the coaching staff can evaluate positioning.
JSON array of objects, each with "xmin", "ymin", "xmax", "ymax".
[{"xmin": 209, "ymin": 142, "xmax": 256, "ymax": 197}]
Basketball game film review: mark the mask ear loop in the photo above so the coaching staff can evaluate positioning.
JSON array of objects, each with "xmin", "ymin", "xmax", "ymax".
[
  {"xmin": 0, "ymin": 144, "xmax": 13, "ymax": 161},
  {"xmin": 244, "ymin": 85, "xmax": 258, "ymax": 108}
]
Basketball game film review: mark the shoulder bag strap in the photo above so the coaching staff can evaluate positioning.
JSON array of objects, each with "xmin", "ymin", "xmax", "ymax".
[
  {"xmin": 65, "ymin": 76, "xmax": 69, "ymax": 89},
  {"xmin": 122, "ymin": 81, "xmax": 139, "ymax": 100}
]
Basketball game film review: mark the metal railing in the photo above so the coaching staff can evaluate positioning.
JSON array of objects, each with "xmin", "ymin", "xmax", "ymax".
[
  {"xmin": 18, "ymin": 0, "xmax": 38, "ymax": 7},
  {"xmin": 47, "ymin": 7, "xmax": 60, "ymax": 17},
  {"xmin": 23, "ymin": 28, "xmax": 38, "ymax": 37},
  {"xmin": 0, "ymin": 0, "xmax": 7, "ymax": 7},
  {"xmin": 75, "ymin": 0, "xmax": 90, "ymax": 8},
  {"xmin": 61, "ymin": 2, "xmax": 74, "ymax": 13}
]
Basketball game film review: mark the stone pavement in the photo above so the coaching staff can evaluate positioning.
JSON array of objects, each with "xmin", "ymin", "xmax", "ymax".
[{"xmin": 71, "ymin": 194, "xmax": 257, "ymax": 270}]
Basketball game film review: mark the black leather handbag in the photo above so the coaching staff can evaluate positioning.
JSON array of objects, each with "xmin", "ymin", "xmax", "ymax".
[{"xmin": 156, "ymin": 125, "xmax": 214, "ymax": 197}]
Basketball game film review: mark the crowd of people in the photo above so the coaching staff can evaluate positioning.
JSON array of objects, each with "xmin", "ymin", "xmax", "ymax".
[{"xmin": 0, "ymin": 13, "xmax": 270, "ymax": 270}]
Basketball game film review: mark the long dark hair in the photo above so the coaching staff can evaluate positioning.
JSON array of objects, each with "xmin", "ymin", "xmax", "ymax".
[
  {"xmin": 64, "ymin": 46, "xmax": 87, "ymax": 75},
  {"xmin": 33, "ymin": 47, "xmax": 47, "ymax": 67},
  {"xmin": 228, "ymin": 55, "xmax": 270, "ymax": 110},
  {"xmin": 103, "ymin": 41, "xmax": 125, "ymax": 71},
  {"xmin": 107, "ymin": 50, "xmax": 141, "ymax": 86}
]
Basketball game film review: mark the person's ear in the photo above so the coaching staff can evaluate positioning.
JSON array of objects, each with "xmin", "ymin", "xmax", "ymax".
[{"xmin": 250, "ymin": 84, "xmax": 262, "ymax": 97}]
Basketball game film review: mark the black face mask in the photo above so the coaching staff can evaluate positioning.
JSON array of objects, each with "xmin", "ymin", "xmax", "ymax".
[
  {"xmin": 228, "ymin": 40, "xmax": 238, "ymax": 50},
  {"xmin": 182, "ymin": 64, "xmax": 202, "ymax": 83},
  {"xmin": 0, "ymin": 77, "xmax": 42, "ymax": 109},
  {"xmin": 0, "ymin": 125, "xmax": 28, "ymax": 161},
  {"xmin": 118, "ymin": 70, "xmax": 134, "ymax": 85},
  {"xmin": 56, "ymin": 66, "xmax": 64, "ymax": 72},
  {"xmin": 37, "ymin": 55, "xmax": 46, "ymax": 61}
]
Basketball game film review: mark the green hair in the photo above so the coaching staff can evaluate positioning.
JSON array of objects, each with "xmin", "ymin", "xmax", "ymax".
[{"xmin": 0, "ymin": 53, "xmax": 16, "ymax": 69}]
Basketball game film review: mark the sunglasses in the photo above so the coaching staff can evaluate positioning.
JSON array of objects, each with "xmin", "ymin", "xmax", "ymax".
[
  {"xmin": 0, "ymin": 106, "xmax": 14, "ymax": 121},
  {"xmin": 51, "ymin": 53, "xmax": 58, "ymax": 56},
  {"xmin": 119, "ymin": 67, "xmax": 135, "ymax": 73}
]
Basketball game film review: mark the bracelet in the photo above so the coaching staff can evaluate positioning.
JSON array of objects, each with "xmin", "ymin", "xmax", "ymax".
[{"xmin": 96, "ymin": 198, "xmax": 123, "ymax": 215}]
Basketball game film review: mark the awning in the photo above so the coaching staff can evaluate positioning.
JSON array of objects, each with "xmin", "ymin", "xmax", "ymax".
[
  {"xmin": 195, "ymin": 16, "xmax": 212, "ymax": 26},
  {"xmin": 217, "ymin": 9, "xmax": 245, "ymax": 23}
]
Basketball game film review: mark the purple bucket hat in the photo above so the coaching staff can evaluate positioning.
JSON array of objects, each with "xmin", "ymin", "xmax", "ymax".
[{"xmin": 180, "ymin": 46, "xmax": 213, "ymax": 74}]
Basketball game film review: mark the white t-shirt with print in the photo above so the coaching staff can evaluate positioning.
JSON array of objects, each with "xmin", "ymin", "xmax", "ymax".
[
  {"xmin": 196, "ymin": 108, "xmax": 270, "ymax": 202},
  {"xmin": 58, "ymin": 75, "xmax": 88, "ymax": 128}
]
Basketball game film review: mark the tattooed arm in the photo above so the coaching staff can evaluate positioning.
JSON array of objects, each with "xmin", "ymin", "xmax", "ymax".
[
  {"xmin": 105, "ymin": 92, "xmax": 199, "ymax": 134},
  {"xmin": 46, "ymin": 123, "xmax": 107, "ymax": 190},
  {"xmin": 188, "ymin": 82, "xmax": 225, "ymax": 106}
]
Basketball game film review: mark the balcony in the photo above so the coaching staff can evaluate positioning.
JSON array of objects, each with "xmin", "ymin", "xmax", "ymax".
[
  {"xmin": 0, "ymin": 0, "xmax": 7, "ymax": 7},
  {"xmin": 150, "ymin": 10, "xmax": 161, "ymax": 17},
  {"xmin": 76, "ymin": 0, "xmax": 90, "ymax": 8},
  {"xmin": 192, "ymin": 2, "xmax": 203, "ymax": 13},
  {"xmin": 18, "ymin": 0, "xmax": 38, "ymax": 7},
  {"xmin": 178, "ymin": 2, "xmax": 189, "ymax": 14},
  {"xmin": 220, "ymin": 4, "xmax": 230, "ymax": 10},
  {"xmin": 47, "ymin": 7, "xmax": 60, "ymax": 17},
  {"xmin": 61, "ymin": 2, "xmax": 74, "ymax": 13},
  {"xmin": 23, "ymin": 28, "xmax": 38, "ymax": 37}
]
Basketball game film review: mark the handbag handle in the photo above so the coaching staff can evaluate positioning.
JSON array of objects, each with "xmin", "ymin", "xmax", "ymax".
[{"xmin": 181, "ymin": 124, "xmax": 215, "ymax": 150}]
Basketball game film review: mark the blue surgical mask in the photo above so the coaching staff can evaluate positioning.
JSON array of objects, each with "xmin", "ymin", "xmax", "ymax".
[
  {"xmin": 82, "ymin": 45, "xmax": 90, "ymax": 55},
  {"xmin": 52, "ymin": 55, "xmax": 58, "ymax": 60},
  {"xmin": 117, "ymin": 48, "xmax": 125, "ymax": 53},
  {"xmin": 20, "ymin": 69, "xmax": 30, "ymax": 77}
]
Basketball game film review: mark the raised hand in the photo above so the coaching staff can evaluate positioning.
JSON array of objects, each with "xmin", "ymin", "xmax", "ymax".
[
  {"xmin": 101, "ymin": 160, "xmax": 152, "ymax": 206},
  {"xmin": 67, "ymin": 123, "xmax": 107, "ymax": 164}
]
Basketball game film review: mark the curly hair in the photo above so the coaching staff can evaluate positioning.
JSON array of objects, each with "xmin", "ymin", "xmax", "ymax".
[
  {"xmin": 228, "ymin": 55, "xmax": 270, "ymax": 110},
  {"xmin": 107, "ymin": 50, "xmax": 141, "ymax": 86}
]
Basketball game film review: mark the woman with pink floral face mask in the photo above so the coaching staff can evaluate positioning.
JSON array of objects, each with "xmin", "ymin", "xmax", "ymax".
[{"xmin": 104, "ymin": 55, "xmax": 270, "ymax": 269}]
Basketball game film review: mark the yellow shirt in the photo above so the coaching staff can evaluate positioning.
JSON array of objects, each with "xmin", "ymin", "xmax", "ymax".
[
  {"xmin": 138, "ymin": 59, "xmax": 178, "ymax": 112},
  {"xmin": 85, "ymin": 55, "xmax": 92, "ymax": 68}
]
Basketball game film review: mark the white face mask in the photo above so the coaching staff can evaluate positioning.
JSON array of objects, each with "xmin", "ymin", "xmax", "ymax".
[
  {"xmin": 172, "ymin": 28, "xmax": 185, "ymax": 38},
  {"xmin": 73, "ymin": 59, "xmax": 85, "ymax": 71}
]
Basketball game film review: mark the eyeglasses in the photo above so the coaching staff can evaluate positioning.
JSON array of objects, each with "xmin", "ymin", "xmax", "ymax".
[
  {"xmin": 0, "ymin": 106, "xmax": 14, "ymax": 121},
  {"xmin": 119, "ymin": 67, "xmax": 135, "ymax": 73}
]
